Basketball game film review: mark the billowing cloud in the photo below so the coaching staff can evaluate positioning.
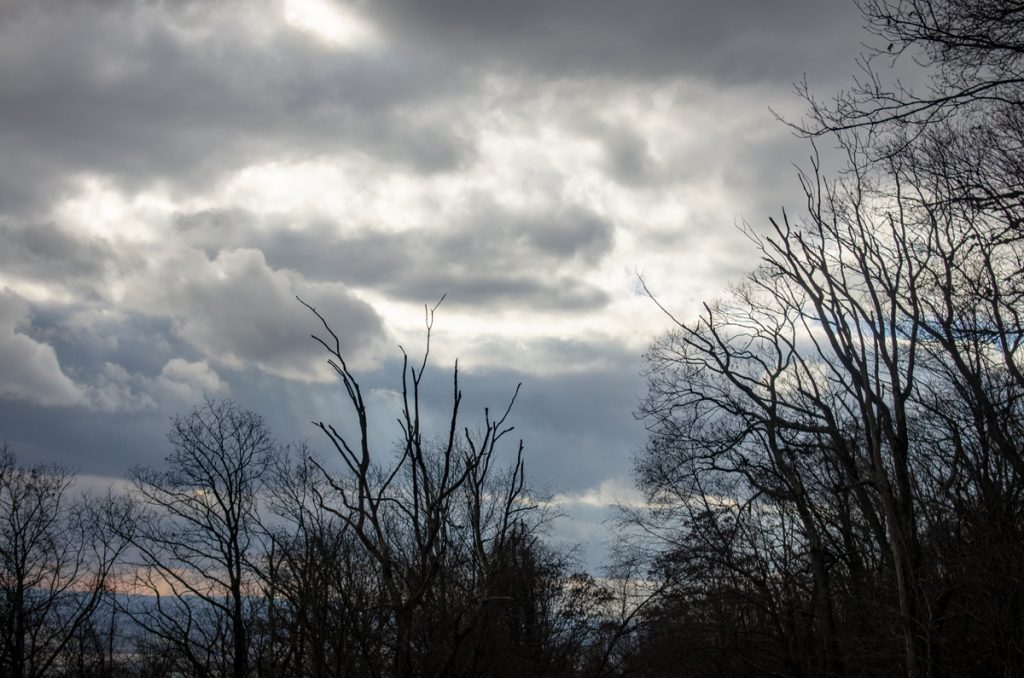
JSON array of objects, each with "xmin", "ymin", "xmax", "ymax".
[
  {"xmin": 0, "ymin": 290, "xmax": 234, "ymax": 413},
  {"xmin": 86, "ymin": 358, "xmax": 229, "ymax": 414},
  {"xmin": 117, "ymin": 247, "xmax": 387, "ymax": 380},
  {"xmin": 0, "ymin": 290, "xmax": 82, "ymax": 407},
  {"xmin": 158, "ymin": 358, "xmax": 230, "ymax": 401}
]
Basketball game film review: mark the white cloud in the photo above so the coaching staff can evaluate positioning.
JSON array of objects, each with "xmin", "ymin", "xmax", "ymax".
[
  {"xmin": 547, "ymin": 476, "xmax": 648, "ymax": 510},
  {"xmin": 85, "ymin": 358, "xmax": 229, "ymax": 414},
  {"xmin": 42, "ymin": 178, "xmax": 390, "ymax": 381},
  {"xmin": 85, "ymin": 362, "xmax": 158, "ymax": 414},
  {"xmin": 157, "ymin": 358, "xmax": 229, "ymax": 401},
  {"xmin": 281, "ymin": 0, "xmax": 383, "ymax": 50}
]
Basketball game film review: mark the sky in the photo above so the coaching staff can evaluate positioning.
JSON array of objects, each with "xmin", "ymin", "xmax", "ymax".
[{"xmin": 0, "ymin": 0, "xmax": 868, "ymax": 568}]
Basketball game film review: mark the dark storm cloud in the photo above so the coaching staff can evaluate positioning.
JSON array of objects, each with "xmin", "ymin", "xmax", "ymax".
[
  {"xmin": 375, "ymin": 0, "xmax": 863, "ymax": 84},
  {"xmin": 386, "ymin": 272, "xmax": 609, "ymax": 311},
  {"xmin": 28, "ymin": 307, "xmax": 191, "ymax": 379},
  {"xmin": 0, "ymin": 331, "xmax": 645, "ymax": 492},
  {"xmin": 381, "ymin": 344, "xmax": 647, "ymax": 493},
  {"xmin": 174, "ymin": 199, "xmax": 615, "ymax": 311},
  {"xmin": 14, "ymin": 301, "xmax": 222, "ymax": 414},
  {"xmin": 260, "ymin": 342, "xmax": 648, "ymax": 496},
  {"xmin": 446, "ymin": 200, "xmax": 614, "ymax": 264},
  {"xmin": 0, "ymin": 220, "xmax": 114, "ymax": 289},
  {"xmin": 5, "ymin": 242, "xmax": 389, "ymax": 401},
  {"xmin": 0, "ymin": 397, "xmax": 165, "ymax": 476}
]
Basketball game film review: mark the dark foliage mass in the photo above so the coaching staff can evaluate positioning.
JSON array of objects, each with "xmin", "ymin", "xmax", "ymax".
[{"xmin": 2, "ymin": 1, "xmax": 1022, "ymax": 677}]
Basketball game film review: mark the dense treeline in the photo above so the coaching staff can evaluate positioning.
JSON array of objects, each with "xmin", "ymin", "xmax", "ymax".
[
  {"xmin": 3, "ymin": 0, "xmax": 1023, "ymax": 676},
  {"xmin": 622, "ymin": 0, "xmax": 1024, "ymax": 676}
]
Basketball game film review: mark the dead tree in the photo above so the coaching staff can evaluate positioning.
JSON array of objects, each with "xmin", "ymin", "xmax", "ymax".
[{"xmin": 299, "ymin": 296, "xmax": 534, "ymax": 678}]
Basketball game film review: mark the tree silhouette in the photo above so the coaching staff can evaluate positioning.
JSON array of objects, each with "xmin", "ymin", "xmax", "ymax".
[
  {"xmin": 123, "ymin": 400, "xmax": 275, "ymax": 678},
  {"xmin": 0, "ymin": 444, "xmax": 131, "ymax": 678},
  {"xmin": 628, "ymin": 0, "xmax": 1024, "ymax": 675}
]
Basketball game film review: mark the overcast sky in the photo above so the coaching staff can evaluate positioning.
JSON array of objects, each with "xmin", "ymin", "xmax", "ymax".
[{"xmin": 0, "ymin": 0, "xmax": 869, "ymax": 567}]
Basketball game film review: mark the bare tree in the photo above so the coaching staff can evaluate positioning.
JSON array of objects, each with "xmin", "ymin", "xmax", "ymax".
[
  {"xmin": 0, "ymin": 444, "xmax": 131, "ymax": 678},
  {"xmin": 299, "ymin": 296, "xmax": 545, "ymax": 677},
  {"xmin": 123, "ymin": 400, "xmax": 275, "ymax": 678},
  {"xmin": 798, "ymin": 0, "xmax": 1024, "ymax": 134},
  {"xmin": 624, "ymin": 0, "xmax": 1024, "ymax": 675},
  {"xmin": 630, "ymin": 134, "xmax": 1024, "ymax": 677},
  {"xmin": 258, "ymin": 446, "xmax": 388, "ymax": 677}
]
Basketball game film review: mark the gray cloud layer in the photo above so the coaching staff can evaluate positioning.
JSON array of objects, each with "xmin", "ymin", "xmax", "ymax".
[
  {"xmin": 176, "ymin": 198, "xmax": 615, "ymax": 310},
  {"xmin": 0, "ymin": 0, "xmax": 869, "ymax": 568},
  {"xmin": 377, "ymin": 0, "xmax": 861, "ymax": 82}
]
